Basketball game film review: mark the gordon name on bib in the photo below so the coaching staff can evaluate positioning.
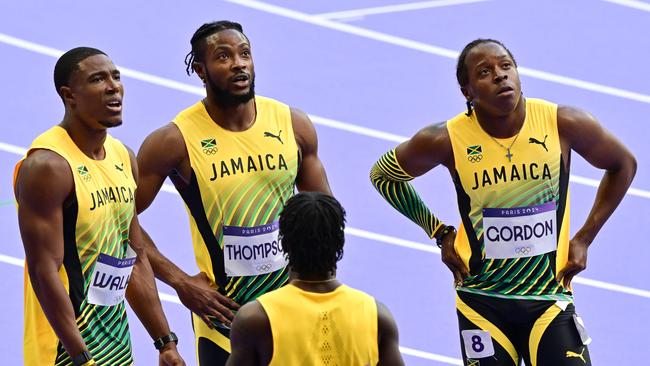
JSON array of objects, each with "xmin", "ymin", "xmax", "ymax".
[
  {"xmin": 222, "ymin": 221, "xmax": 287, "ymax": 276},
  {"xmin": 483, "ymin": 202, "xmax": 557, "ymax": 259}
]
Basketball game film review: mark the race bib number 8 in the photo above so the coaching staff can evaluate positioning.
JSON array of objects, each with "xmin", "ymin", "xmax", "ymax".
[
  {"xmin": 483, "ymin": 202, "xmax": 557, "ymax": 259},
  {"xmin": 461, "ymin": 330, "xmax": 495, "ymax": 359},
  {"xmin": 87, "ymin": 253, "xmax": 136, "ymax": 306},
  {"xmin": 222, "ymin": 221, "xmax": 287, "ymax": 277}
]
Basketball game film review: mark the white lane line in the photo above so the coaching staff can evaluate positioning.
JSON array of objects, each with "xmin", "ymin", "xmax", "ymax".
[
  {"xmin": 0, "ymin": 33, "xmax": 206, "ymax": 96},
  {"xmin": 575, "ymin": 276, "xmax": 650, "ymax": 298},
  {"xmin": 0, "ymin": 142, "xmax": 27, "ymax": 155},
  {"xmin": 0, "ymin": 254, "xmax": 462, "ymax": 365},
  {"xmin": 347, "ymin": 227, "xmax": 440, "ymax": 254},
  {"xmin": 602, "ymin": 0, "xmax": 650, "ymax": 12},
  {"xmin": 400, "ymin": 347, "xmax": 463, "ymax": 365},
  {"xmin": 0, "ymin": 254, "xmax": 25, "ymax": 267},
  {"xmin": 224, "ymin": 0, "xmax": 650, "ymax": 104},
  {"xmin": 315, "ymin": 0, "xmax": 488, "ymax": 21},
  {"xmin": 308, "ymin": 114, "xmax": 406, "ymax": 143}
]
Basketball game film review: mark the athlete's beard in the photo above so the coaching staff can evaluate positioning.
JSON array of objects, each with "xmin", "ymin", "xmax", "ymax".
[{"xmin": 206, "ymin": 70, "xmax": 255, "ymax": 108}]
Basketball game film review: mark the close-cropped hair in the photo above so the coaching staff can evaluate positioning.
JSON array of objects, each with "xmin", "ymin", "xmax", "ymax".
[{"xmin": 53, "ymin": 47, "xmax": 107, "ymax": 98}]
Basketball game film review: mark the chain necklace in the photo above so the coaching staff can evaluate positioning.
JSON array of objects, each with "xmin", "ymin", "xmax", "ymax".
[{"xmin": 488, "ymin": 131, "xmax": 521, "ymax": 162}]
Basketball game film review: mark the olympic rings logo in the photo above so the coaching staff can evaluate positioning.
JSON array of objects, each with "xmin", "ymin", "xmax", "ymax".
[
  {"xmin": 256, "ymin": 264, "xmax": 272, "ymax": 272},
  {"xmin": 467, "ymin": 154, "xmax": 483, "ymax": 163},
  {"xmin": 514, "ymin": 246, "xmax": 533, "ymax": 255},
  {"xmin": 203, "ymin": 147, "xmax": 218, "ymax": 155}
]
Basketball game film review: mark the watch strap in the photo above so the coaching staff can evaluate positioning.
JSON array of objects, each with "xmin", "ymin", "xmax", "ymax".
[
  {"xmin": 153, "ymin": 331, "xmax": 178, "ymax": 350},
  {"xmin": 435, "ymin": 225, "xmax": 456, "ymax": 248},
  {"xmin": 71, "ymin": 351, "xmax": 94, "ymax": 366}
]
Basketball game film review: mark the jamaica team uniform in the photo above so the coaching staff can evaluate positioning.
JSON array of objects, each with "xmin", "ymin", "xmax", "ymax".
[
  {"xmin": 257, "ymin": 284, "xmax": 379, "ymax": 366},
  {"xmin": 172, "ymin": 96, "xmax": 298, "ymax": 364},
  {"xmin": 447, "ymin": 99, "xmax": 591, "ymax": 366},
  {"xmin": 17, "ymin": 126, "xmax": 137, "ymax": 365}
]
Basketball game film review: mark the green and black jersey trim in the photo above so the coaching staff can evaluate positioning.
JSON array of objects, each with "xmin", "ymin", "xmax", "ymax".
[
  {"xmin": 178, "ymin": 170, "xmax": 228, "ymax": 289},
  {"xmin": 370, "ymin": 149, "xmax": 443, "ymax": 238},
  {"xmin": 55, "ymin": 196, "xmax": 133, "ymax": 365},
  {"xmin": 178, "ymin": 169, "xmax": 290, "ymax": 311},
  {"xmin": 454, "ymin": 154, "xmax": 573, "ymax": 301}
]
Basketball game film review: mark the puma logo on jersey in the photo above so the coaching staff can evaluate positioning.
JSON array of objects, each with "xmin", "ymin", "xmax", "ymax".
[
  {"xmin": 528, "ymin": 135, "xmax": 548, "ymax": 151},
  {"xmin": 115, "ymin": 163, "xmax": 124, "ymax": 172},
  {"xmin": 264, "ymin": 130, "xmax": 283, "ymax": 144},
  {"xmin": 566, "ymin": 347, "xmax": 586, "ymax": 363}
]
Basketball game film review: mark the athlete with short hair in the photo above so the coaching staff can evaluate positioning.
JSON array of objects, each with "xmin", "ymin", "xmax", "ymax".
[
  {"xmin": 370, "ymin": 39, "xmax": 636, "ymax": 365},
  {"xmin": 15, "ymin": 47, "xmax": 184, "ymax": 366}
]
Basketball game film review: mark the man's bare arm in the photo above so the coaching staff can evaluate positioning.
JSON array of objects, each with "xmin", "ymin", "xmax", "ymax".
[
  {"xmin": 377, "ymin": 301, "xmax": 405, "ymax": 366},
  {"xmin": 370, "ymin": 124, "xmax": 467, "ymax": 282},
  {"xmin": 226, "ymin": 301, "xmax": 272, "ymax": 366},
  {"xmin": 124, "ymin": 148, "xmax": 184, "ymax": 364},
  {"xmin": 557, "ymin": 106, "xmax": 637, "ymax": 286},
  {"xmin": 291, "ymin": 108, "xmax": 332, "ymax": 195},
  {"xmin": 16, "ymin": 150, "xmax": 88, "ymax": 358}
]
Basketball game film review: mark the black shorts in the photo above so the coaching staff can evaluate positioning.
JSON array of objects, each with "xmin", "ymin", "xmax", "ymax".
[{"xmin": 455, "ymin": 291, "xmax": 591, "ymax": 366}]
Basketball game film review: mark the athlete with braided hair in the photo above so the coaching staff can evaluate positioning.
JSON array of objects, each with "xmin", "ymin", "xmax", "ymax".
[
  {"xmin": 371, "ymin": 39, "xmax": 636, "ymax": 365},
  {"xmin": 227, "ymin": 192, "xmax": 404, "ymax": 366},
  {"xmin": 136, "ymin": 21, "xmax": 331, "ymax": 364}
]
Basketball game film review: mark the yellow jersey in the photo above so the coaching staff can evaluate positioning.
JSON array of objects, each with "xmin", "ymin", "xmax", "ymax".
[
  {"xmin": 257, "ymin": 284, "xmax": 379, "ymax": 366},
  {"xmin": 16, "ymin": 126, "xmax": 136, "ymax": 365},
  {"xmin": 172, "ymin": 96, "xmax": 299, "ymax": 309},
  {"xmin": 447, "ymin": 98, "xmax": 572, "ymax": 301}
]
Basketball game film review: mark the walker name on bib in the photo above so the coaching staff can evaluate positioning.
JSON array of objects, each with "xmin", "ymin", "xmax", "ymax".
[
  {"xmin": 223, "ymin": 221, "xmax": 287, "ymax": 276},
  {"xmin": 87, "ymin": 253, "xmax": 136, "ymax": 306},
  {"xmin": 483, "ymin": 202, "xmax": 557, "ymax": 259}
]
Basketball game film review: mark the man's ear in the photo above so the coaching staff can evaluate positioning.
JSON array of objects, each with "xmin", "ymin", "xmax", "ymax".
[
  {"xmin": 193, "ymin": 62, "xmax": 206, "ymax": 84},
  {"xmin": 60, "ymin": 86, "xmax": 76, "ymax": 107}
]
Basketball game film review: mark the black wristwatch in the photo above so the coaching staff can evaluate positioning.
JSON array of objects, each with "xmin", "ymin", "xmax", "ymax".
[
  {"xmin": 435, "ymin": 225, "xmax": 456, "ymax": 248},
  {"xmin": 153, "ymin": 332, "xmax": 179, "ymax": 350},
  {"xmin": 71, "ymin": 350, "xmax": 93, "ymax": 366}
]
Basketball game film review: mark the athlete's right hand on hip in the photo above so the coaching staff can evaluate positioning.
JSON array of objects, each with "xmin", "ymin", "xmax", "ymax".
[
  {"xmin": 439, "ymin": 231, "xmax": 469, "ymax": 286},
  {"xmin": 176, "ymin": 272, "xmax": 240, "ymax": 328}
]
